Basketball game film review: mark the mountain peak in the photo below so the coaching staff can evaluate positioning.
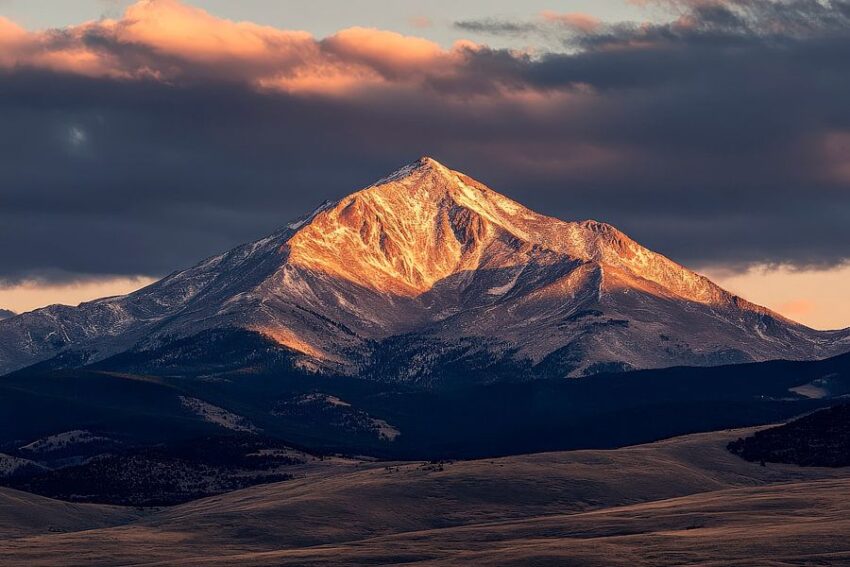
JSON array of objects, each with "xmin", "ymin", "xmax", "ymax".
[
  {"xmin": 2, "ymin": 157, "xmax": 849, "ymax": 379},
  {"xmin": 283, "ymin": 157, "xmax": 552, "ymax": 296},
  {"xmin": 417, "ymin": 155, "xmax": 443, "ymax": 167},
  {"xmin": 364, "ymin": 157, "xmax": 538, "ymax": 224},
  {"xmin": 363, "ymin": 155, "xmax": 463, "ymax": 201},
  {"xmin": 282, "ymin": 158, "xmax": 729, "ymax": 304}
]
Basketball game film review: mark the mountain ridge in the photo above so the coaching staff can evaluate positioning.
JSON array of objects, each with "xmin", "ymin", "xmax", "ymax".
[{"xmin": 0, "ymin": 157, "xmax": 848, "ymax": 379}]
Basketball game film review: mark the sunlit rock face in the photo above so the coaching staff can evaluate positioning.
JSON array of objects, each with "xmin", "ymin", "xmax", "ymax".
[{"xmin": 0, "ymin": 157, "xmax": 848, "ymax": 380}]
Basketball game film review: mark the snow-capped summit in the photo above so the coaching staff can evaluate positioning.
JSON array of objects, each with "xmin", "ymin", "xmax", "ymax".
[
  {"xmin": 288, "ymin": 157, "xmax": 734, "ymax": 305},
  {"xmin": 0, "ymin": 158, "xmax": 848, "ymax": 380}
]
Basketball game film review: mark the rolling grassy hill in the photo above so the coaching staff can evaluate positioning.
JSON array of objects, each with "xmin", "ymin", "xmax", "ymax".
[{"xmin": 2, "ymin": 427, "xmax": 850, "ymax": 565}]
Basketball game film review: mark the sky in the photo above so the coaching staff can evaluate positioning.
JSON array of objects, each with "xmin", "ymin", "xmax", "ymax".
[
  {"xmin": 0, "ymin": 1, "xmax": 650, "ymax": 46},
  {"xmin": 0, "ymin": 0, "xmax": 849, "ymax": 330}
]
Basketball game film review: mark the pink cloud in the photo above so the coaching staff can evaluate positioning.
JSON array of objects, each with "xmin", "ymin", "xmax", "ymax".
[
  {"xmin": 409, "ymin": 16, "xmax": 433, "ymax": 30},
  {"xmin": 0, "ymin": 0, "xmax": 484, "ymax": 96},
  {"xmin": 540, "ymin": 11, "xmax": 602, "ymax": 33},
  {"xmin": 779, "ymin": 299, "xmax": 815, "ymax": 317},
  {"xmin": 0, "ymin": 16, "xmax": 27, "ymax": 45},
  {"xmin": 323, "ymin": 27, "xmax": 445, "ymax": 75},
  {"xmin": 0, "ymin": 16, "xmax": 116, "ymax": 76},
  {"xmin": 116, "ymin": 0, "xmax": 309, "ymax": 61}
]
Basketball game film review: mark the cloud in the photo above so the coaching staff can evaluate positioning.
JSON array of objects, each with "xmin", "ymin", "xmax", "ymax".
[
  {"xmin": 779, "ymin": 298, "xmax": 815, "ymax": 318},
  {"xmin": 540, "ymin": 11, "xmax": 602, "ymax": 33},
  {"xmin": 0, "ymin": 0, "xmax": 849, "ymax": 286},
  {"xmin": 0, "ymin": 276, "xmax": 156, "ymax": 314},
  {"xmin": 409, "ymin": 16, "xmax": 433, "ymax": 30},
  {"xmin": 454, "ymin": 19, "xmax": 540, "ymax": 37},
  {"xmin": 705, "ymin": 263, "xmax": 850, "ymax": 330},
  {"xmin": 455, "ymin": 10, "xmax": 603, "ymax": 40},
  {"xmin": 0, "ymin": 0, "xmax": 485, "ymax": 95}
]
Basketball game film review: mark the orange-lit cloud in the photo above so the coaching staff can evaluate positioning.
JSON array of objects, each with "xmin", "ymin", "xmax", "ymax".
[
  {"xmin": 540, "ymin": 11, "xmax": 602, "ymax": 33},
  {"xmin": 705, "ymin": 264, "xmax": 850, "ymax": 331},
  {"xmin": 0, "ymin": 15, "xmax": 116, "ymax": 76},
  {"xmin": 409, "ymin": 16, "xmax": 433, "ymax": 30},
  {"xmin": 0, "ymin": 16, "xmax": 27, "ymax": 48},
  {"xmin": 0, "ymin": 276, "xmax": 157, "ymax": 314},
  {"xmin": 0, "ymin": 0, "xmax": 484, "ymax": 96},
  {"xmin": 117, "ymin": 0, "xmax": 306, "ymax": 61},
  {"xmin": 778, "ymin": 298, "xmax": 815, "ymax": 318}
]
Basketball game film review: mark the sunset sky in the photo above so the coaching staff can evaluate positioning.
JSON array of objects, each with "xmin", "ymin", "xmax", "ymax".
[{"xmin": 0, "ymin": 0, "xmax": 848, "ymax": 330}]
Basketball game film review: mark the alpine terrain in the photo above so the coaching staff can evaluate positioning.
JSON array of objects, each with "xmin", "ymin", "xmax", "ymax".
[{"xmin": 0, "ymin": 157, "xmax": 847, "ymax": 382}]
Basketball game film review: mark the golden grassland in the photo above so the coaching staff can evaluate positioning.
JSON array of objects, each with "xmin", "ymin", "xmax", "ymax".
[{"xmin": 3, "ymin": 428, "xmax": 850, "ymax": 566}]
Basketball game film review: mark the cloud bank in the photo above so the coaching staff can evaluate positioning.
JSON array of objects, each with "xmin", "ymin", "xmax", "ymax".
[{"xmin": 1, "ymin": 0, "xmax": 849, "ymax": 285}]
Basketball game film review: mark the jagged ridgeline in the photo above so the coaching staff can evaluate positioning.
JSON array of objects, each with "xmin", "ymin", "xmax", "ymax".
[{"xmin": 0, "ymin": 157, "xmax": 848, "ymax": 383}]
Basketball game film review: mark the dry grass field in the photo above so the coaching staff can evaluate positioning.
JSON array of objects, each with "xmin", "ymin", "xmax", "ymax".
[{"xmin": 2, "ymin": 428, "xmax": 850, "ymax": 566}]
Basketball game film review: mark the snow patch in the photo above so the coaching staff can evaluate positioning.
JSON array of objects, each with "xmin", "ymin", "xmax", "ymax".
[
  {"xmin": 297, "ymin": 393, "xmax": 351, "ymax": 407},
  {"xmin": 369, "ymin": 163, "xmax": 418, "ymax": 188},
  {"xmin": 487, "ymin": 269, "xmax": 523, "ymax": 296},
  {"xmin": 372, "ymin": 418, "xmax": 401, "ymax": 441},
  {"xmin": 789, "ymin": 383, "xmax": 828, "ymax": 399},
  {"xmin": 276, "ymin": 393, "xmax": 400, "ymax": 441},
  {"xmin": 288, "ymin": 199, "xmax": 336, "ymax": 230},
  {"xmin": 20, "ymin": 430, "xmax": 110, "ymax": 454},
  {"xmin": 179, "ymin": 396, "xmax": 259, "ymax": 433},
  {"xmin": 789, "ymin": 376, "xmax": 836, "ymax": 399}
]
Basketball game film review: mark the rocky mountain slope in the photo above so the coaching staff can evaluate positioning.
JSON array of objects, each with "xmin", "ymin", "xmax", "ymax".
[{"xmin": 0, "ymin": 157, "xmax": 847, "ymax": 380}]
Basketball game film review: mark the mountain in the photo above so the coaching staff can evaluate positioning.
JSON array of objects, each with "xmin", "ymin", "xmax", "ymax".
[
  {"xmin": 3, "ymin": 335, "xmax": 850, "ymax": 503},
  {"xmin": 0, "ymin": 157, "xmax": 848, "ymax": 381},
  {"xmin": 0, "ymin": 310, "xmax": 14, "ymax": 321}
]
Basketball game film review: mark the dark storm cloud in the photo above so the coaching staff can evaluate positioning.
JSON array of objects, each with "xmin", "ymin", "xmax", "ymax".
[{"xmin": 1, "ymin": 0, "xmax": 850, "ymax": 282}]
